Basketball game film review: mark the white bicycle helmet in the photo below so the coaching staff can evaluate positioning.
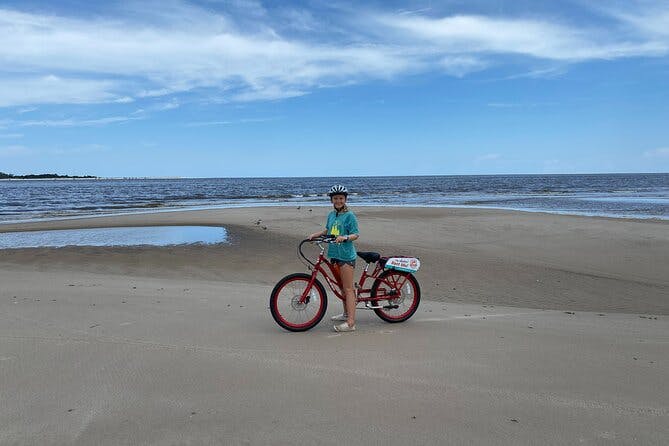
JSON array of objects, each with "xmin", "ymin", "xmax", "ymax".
[{"xmin": 328, "ymin": 185, "xmax": 348, "ymax": 197}]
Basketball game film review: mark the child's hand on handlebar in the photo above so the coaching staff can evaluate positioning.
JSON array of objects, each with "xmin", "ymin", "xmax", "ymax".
[
  {"xmin": 334, "ymin": 235, "xmax": 348, "ymax": 244},
  {"xmin": 307, "ymin": 234, "xmax": 337, "ymax": 243}
]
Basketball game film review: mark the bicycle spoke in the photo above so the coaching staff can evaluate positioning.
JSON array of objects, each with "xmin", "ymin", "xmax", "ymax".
[
  {"xmin": 270, "ymin": 274, "xmax": 328, "ymax": 331},
  {"xmin": 371, "ymin": 271, "xmax": 420, "ymax": 323}
]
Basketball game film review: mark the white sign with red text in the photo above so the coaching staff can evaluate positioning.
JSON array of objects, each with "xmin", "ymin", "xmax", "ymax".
[{"xmin": 385, "ymin": 257, "xmax": 420, "ymax": 273}]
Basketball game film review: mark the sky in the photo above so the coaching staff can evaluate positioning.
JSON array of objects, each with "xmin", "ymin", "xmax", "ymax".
[{"xmin": 0, "ymin": 0, "xmax": 668, "ymax": 178}]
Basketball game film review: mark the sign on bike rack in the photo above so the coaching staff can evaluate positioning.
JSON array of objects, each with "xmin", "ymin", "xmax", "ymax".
[{"xmin": 385, "ymin": 257, "xmax": 421, "ymax": 273}]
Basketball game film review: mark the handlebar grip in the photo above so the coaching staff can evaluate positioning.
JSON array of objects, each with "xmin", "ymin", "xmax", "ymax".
[{"xmin": 308, "ymin": 235, "xmax": 336, "ymax": 243}]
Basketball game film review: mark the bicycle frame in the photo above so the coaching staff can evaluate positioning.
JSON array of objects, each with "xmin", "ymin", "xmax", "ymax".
[{"xmin": 298, "ymin": 240, "xmax": 409, "ymax": 305}]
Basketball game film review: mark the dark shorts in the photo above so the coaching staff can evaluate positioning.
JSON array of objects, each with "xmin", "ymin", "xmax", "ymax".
[{"xmin": 331, "ymin": 258, "xmax": 356, "ymax": 268}]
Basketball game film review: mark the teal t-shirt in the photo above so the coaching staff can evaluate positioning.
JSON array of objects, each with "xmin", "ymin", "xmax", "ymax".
[{"xmin": 325, "ymin": 209, "xmax": 359, "ymax": 261}]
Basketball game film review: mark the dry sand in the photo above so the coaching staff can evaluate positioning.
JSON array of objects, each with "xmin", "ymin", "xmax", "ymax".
[{"xmin": 1, "ymin": 207, "xmax": 668, "ymax": 445}]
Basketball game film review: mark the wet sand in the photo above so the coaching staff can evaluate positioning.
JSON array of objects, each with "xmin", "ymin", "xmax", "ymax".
[{"xmin": 1, "ymin": 207, "xmax": 668, "ymax": 444}]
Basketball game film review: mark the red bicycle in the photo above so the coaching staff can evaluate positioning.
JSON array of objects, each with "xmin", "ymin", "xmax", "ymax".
[{"xmin": 270, "ymin": 235, "xmax": 421, "ymax": 332}]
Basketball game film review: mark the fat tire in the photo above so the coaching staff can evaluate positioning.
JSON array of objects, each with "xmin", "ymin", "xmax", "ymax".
[
  {"xmin": 371, "ymin": 270, "xmax": 421, "ymax": 323},
  {"xmin": 270, "ymin": 273, "xmax": 328, "ymax": 332}
]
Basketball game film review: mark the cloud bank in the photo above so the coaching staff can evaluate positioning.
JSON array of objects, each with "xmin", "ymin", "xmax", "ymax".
[
  {"xmin": 643, "ymin": 147, "xmax": 669, "ymax": 158},
  {"xmin": 0, "ymin": 1, "xmax": 667, "ymax": 107}
]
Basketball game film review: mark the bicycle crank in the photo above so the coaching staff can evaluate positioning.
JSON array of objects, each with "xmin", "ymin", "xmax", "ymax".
[{"xmin": 363, "ymin": 302, "xmax": 400, "ymax": 310}]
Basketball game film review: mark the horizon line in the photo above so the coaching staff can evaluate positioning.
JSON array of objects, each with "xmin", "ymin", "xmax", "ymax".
[{"xmin": 2, "ymin": 171, "xmax": 668, "ymax": 181}]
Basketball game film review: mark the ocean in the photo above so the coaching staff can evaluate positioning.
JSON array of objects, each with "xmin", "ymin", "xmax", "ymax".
[{"xmin": 1, "ymin": 173, "xmax": 667, "ymax": 223}]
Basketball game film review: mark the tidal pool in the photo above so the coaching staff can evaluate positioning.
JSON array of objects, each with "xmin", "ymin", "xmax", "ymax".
[{"xmin": 0, "ymin": 226, "xmax": 228, "ymax": 248}]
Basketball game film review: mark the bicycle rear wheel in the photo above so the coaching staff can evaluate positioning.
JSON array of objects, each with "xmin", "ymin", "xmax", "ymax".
[
  {"xmin": 371, "ymin": 270, "xmax": 421, "ymax": 323},
  {"xmin": 270, "ymin": 273, "xmax": 328, "ymax": 332}
]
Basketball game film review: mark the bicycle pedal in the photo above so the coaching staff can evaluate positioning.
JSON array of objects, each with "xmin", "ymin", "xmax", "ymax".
[{"xmin": 364, "ymin": 302, "xmax": 384, "ymax": 309}]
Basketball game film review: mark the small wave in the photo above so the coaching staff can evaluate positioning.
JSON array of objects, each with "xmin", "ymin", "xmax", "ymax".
[
  {"xmin": 73, "ymin": 202, "xmax": 166, "ymax": 211},
  {"xmin": 462, "ymin": 200, "xmax": 499, "ymax": 205},
  {"xmin": 2, "ymin": 174, "xmax": 667, "ymax": 222},
  {"xmin": 530, "ymin": 189, "xmax": 570, "ymax": 194}
]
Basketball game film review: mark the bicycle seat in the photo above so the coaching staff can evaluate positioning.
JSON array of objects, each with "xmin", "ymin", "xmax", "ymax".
[{"xmin": 357, "ymin": 251, "xmax": 381, "ymax": 263}]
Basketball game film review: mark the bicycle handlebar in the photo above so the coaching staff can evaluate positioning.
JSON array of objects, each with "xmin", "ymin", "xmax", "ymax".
[
  {"xmin": 298, "ymin": 235, "xmax": 336, "ymax": 267},
  {"xmin": 309, "ymin": 235, "xmax": 337, "ymax": 243}
]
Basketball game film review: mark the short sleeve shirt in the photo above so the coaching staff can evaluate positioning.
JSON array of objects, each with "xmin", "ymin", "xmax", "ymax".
[{"xmin": 325, "ymin": 209, "xmax": 359, "ymax": 261}]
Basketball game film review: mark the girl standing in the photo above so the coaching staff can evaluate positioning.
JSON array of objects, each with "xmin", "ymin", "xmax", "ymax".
[{"xmin": 309, "ymin": 185, "xmax": 359, "ymax": 332}]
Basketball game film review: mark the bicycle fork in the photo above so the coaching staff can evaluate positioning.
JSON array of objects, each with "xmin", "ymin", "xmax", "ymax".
[{"xmin": 298, "ymin": 271, "xmax": 321, "ymax": 304}]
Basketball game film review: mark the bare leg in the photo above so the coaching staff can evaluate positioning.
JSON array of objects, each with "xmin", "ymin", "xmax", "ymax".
[
  {"xmin": 339, "ymin": 264, "xmax": 356, "ymax": 326},
  {"xmin": 333, "ymin": 264, "xmax": 347, "ymax": 314}
]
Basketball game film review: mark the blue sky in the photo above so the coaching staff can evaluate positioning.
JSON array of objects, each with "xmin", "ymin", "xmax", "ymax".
[{"xmin": 0, "ymin": 0, "xmax": 668, "ymax": 177}]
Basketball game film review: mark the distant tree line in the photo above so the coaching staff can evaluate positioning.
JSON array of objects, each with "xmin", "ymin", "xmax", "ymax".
[{"xmin": 0, "ymin": 172, "xmax": 97, "ymax": 179}]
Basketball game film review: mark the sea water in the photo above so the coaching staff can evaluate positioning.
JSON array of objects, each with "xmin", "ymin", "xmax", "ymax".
[
  {"xmin": 1, "ymin": 174, "xmax": 667, "ymax": 222},
  {"xmin": 0, "ymin": 226, "xmax": 228, "ymax": 249}
]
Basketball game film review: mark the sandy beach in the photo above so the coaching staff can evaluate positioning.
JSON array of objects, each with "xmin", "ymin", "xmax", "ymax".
[
  {"xmin": 2, "ymin": 206, "xmax": 668, "ymax": 313},
  {"xmin": 1, "ymin": 207, "xmax": 668, "ymax": 444}
]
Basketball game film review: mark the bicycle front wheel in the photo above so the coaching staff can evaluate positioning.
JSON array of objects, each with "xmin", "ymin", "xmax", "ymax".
[
  {"xmin": 371, "ymin": 270, "xmax": 421, "ymax": 323},
  {"xmin": 270, "ymin": 273, "xmax": 328, "ymax": 332}
]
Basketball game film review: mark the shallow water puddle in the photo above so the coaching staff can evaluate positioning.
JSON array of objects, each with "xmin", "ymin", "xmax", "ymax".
[{"xmin": 0, "ymin": 226, "xmax": 228, "ymax": 248}]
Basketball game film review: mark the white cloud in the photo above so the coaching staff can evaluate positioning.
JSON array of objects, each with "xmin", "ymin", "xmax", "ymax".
[
  {"xmin": 643, "ymin": 147, "xmax": 669, "ymax": 158},
  {"xmin": 439, "ymin": 56, "xmax": 488, "ymax": 77},
  {"xmin": 487, "ymin": 103, "xmax": 520, "ymax": 108},
  {"xmin": 0, "ymin": 2, "xmax": 667, "ymax": 107},
  {"xmin": 0, "ymin": 133, "xmax": 23, "ymax": 138},
  {"xmin": 14, "ymin": 115, "xmax": 141, "ymax": 128},
  {"xmin": 46, "ymin": 144, "xmax": 109, "ymax": 155},
  {"xmin": 599, "ymin": 3, "xmax": 669, "ymax": 39},
  {"xmin": 185, "ymin": 117, "xmax": 277, "ymax": 126},
  {"xmin": 278, "ymin": 8, "xmax": 318, "ymax": 32},
  {"xmin": 397, "ymin": 8, "xmax": 433, "ymax": 17},
  {"xmin": 502, "ymin": 66, "xmax": 568, "ymax": 80},
  {"xmin": 0, "ymin": 145, "xmax": 32, "ymax": 157},
  {"xmin": 0, "ymin": 75, "xmax": 121, "ymax": 107},
  {"xmin": 0, "ymin": 143, "xmax": 108, "ymax": 158},
  {"xmin": 186, "ymin": 120, "xmax": 235, "ymax": 126},
  {"xmin": 0, "ymin": 5, "xmax": 412, "ymax": 106},
  {"xmin": 232, "ymin": 86, "xmax": 307, "ymax": 102},
  {"xmin": 377, "ymin": 13, "xmax": 667, "ymax": 61},
  {"xmin": 476, "ymin": 153, "xmax": 501, "ymax": 162},
  {"xmin": 154, "ymin": 99, "xmax": 180, "ymax": 111}
]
